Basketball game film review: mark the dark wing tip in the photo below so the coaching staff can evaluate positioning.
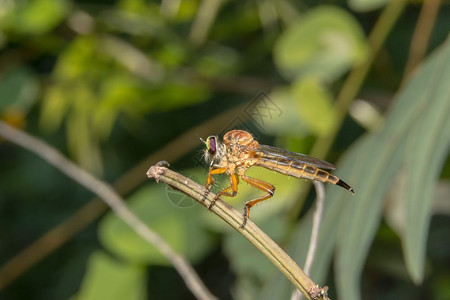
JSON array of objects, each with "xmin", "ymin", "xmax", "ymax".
[{"xmin": 336, "ymin": 179, "xmax": 355, "ymax": 194}]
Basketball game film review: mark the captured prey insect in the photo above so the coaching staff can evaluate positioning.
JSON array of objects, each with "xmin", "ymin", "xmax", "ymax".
[{"xmin": 201, "ymin": 130, "xmax": 354, "ymax": 228}]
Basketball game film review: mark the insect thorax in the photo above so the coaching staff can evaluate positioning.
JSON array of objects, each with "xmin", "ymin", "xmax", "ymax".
[{"xmin": 223, "ymin": 130, "xmax": 255, "ymax": 146}]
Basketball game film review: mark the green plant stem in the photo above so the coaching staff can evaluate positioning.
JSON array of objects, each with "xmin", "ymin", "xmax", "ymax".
[{"xmin": 147, "ymin": 162, "xmax": 331, "ymax": 300}]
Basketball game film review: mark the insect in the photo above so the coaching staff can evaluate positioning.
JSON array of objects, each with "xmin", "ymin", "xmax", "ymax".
[{"xmin": 201, "ymin": 130, "xmax": 354, "ymax": 228}]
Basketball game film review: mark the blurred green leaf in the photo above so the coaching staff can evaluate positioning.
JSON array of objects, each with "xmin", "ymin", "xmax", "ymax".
[
  {"xmin": 259, "ymin": 33, "xmax": 450, "ymax": 300},
  {"xmin": 263, "ymin": 87, "xmax": 310, "ymax": 136},
  {"xmin": 176, "ymin": 0, "xmax": 200, "ymax": 21},
  {"xmin": 274, "ymin": 5, "xmax": 368, "ymax": 82},
  {"xmin": 66, "ymin": 90, "xmax": 103, "ymax": 173},
  {"xmin": 292, "ymin": 76, "xmax": 336, "ymax": 136},
  {"xmin": 334, "ymin": 37, "xmax": 450, "ymax": 299},
  {"xmin": 39, "ymin": 85, "xmax": 70, "ymax": 132},
  {"xmin": 212, "ymin": 8, "xmax": 261, "ymax": 41},
  {"xmin": 74, "ymin": 251, "xmax": 146, "ymax": 300},
  {"xmin": 0, "ymin": 0, "xmax": 70, "ymax": 35},
  {"xmin": 434, "ymin": 274, "xmax": 450, "ymax": 300},
  {"xmin": 0, "ymin": 67, "xmax": 39, "ymax": 128},
  {"xmin": 401, "ymin": 55, "xmax": 450, "ymax": 284},
  {"xmin": 51, "ymin": 36, "xmax": 106, "ymax": 81},
  {"xmin": 40, "ymin": 35, "xmax": 208, "ymax": 172},
  {"xmin": 195, "ymin": 46, "xmax": 240, "ymax": 77},
  {"xmin": 40, "ymin": 37, "xmax": 100, "ymax": 136},
  {"xmin": 141, "ymin": 82, "xmax": 210, "ymax": 111},
  {"xmin": 100, "ymin": 7, "xmax": 171, "ymax": 39},
  {"xmin": 348, "ymin": 0, "xmax": 388, "ymax": 12},
  {"xmin": 155, "ymin": 43, "xmax": 189, "ymax": 69},
  {"xmin": 99, "ymin": 170, "xmax": 215, "ymax": 265},
  {"xmin": 0, "ymin": 67, "xmax": 38, "ymax": 112},
  {"xmin": 264, "ymin": 81, "xmax": 336, "ymax": 137}
]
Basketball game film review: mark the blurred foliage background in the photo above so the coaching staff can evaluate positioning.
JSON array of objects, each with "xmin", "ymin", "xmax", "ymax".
[{"xmin": 0, "ymin": 0, "xmax": 449, "ymax": 299}]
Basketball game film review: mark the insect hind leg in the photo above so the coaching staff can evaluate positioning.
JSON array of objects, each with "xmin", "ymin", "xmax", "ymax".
[{"xmin": 240, "ymin": 173, "xmax": 275, "ymax": 228}]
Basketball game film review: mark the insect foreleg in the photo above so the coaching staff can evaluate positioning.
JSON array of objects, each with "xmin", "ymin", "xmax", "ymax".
[
  {"xmin": 203, "ymin": 167, "xmax": 227, "ymax": 202},
  {"xmin": 205, "ymin": 167, "xmax": 227, "ymax": 187},
  {"xmin": 208, "ymin": 173, "xmax": 239, "ymax": 209}
]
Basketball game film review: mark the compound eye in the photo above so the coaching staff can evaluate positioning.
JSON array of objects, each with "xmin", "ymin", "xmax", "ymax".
[{"xmin": 207, "ymin": 136, "xmax": 216, "ymax": 155}]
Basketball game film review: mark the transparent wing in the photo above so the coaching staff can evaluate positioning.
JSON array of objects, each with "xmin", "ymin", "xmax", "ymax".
[{"xmin": 240, "ymin": 144, "xmax": 336, "ymax": 170}]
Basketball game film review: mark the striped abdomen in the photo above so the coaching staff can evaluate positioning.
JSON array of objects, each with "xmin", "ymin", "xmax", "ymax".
[{"xmin": 254, "ymin": 156, "xmax": 354, "ymax": 193}]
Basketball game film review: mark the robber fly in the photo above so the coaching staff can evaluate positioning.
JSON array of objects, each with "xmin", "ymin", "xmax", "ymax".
[{"xmin": 201, "ymin": 130, "xmax": 354, "ymax": 228}]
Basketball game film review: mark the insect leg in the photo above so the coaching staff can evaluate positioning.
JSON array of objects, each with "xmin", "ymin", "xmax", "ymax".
[
  {"xmin": 203, "ymin": 167, "xmax": 227, "ymax": 202},
  {"xmin": 209, "ymin": 173, "xmax": 239, "ymax": 209},
  {"xmin": 240, "ymin": 173, "xmax": 275, "ymax": 228},
  {"xmin": 205, "ymin": 167, "xmax": 227, "ymax": 186}
]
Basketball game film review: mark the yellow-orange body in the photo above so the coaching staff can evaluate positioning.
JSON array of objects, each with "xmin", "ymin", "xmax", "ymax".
[{"xmin": 203, "ymin": 130, "xmax": 353, "ymax": 228}]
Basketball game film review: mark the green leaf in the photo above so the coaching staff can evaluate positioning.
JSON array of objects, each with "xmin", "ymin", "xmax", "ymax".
[
  {"xmin": 401, "ymin": 52, "xmax": 450, "ymax": 284},
  {"xmin": 261, "ymin": 87, "xmax": 310, "ymax": 136},
  {"xmin": 52, "ymin": 36, "xmax": 103, "ymax": 80},
  {"xmin": 291, "ymin": 76, "xmax": 336, "ymax": 136},
  {"xmin": 2, "ymin": 0, "xmax": 70, "ymax": 35},
  {"xmin": 74, "ymin": 251, "xmax": 146, "ymax": 300},
  {"xmin": 139, "ymin": 82, "xmax": 210, "ymax": 111},
  {"xmin": 176, "ymin": 0, "xmax": 200, "ymax": 21},
  {"xmin": 0, "ymin": 67, "xmax": 38, "ymax": 128},
  {"xmin": 194, "ymin": 46, "xmax": 240, "ymax": 77},
  {"xmin": 348, "ymin": 0, "xmax": 388, "ymax": 12},
  {"xmin": 332, "ymin": 37, "xmax": 450, "ymax": 299},
  {"xmin": 274, "ymin": 5, "xmax": 368, "ymax": 82},
  {"xmin": 40, "ymin": 35, "xmax": 209, "ymax": 173},
  {"xmin": 39, "ymin": 85, "xmax": 71, "ymax": 132},
  {"xmin": 0, "ymin": 67, "xmax": 39, "ymax": 112},
  {"xmin": 155, "ymin": 43, "xmax": 189, "ymax": 69},
  {"xmin": 98, "ymin": 169, "xmax": 215, "ymax": 265},
  {"xmin": 262, "ymin": 80, "xmax": 336, "ymax": 137},
  {"xmin": 259, "ymin": 35, "xmax": 450, "ymax": 300}
]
